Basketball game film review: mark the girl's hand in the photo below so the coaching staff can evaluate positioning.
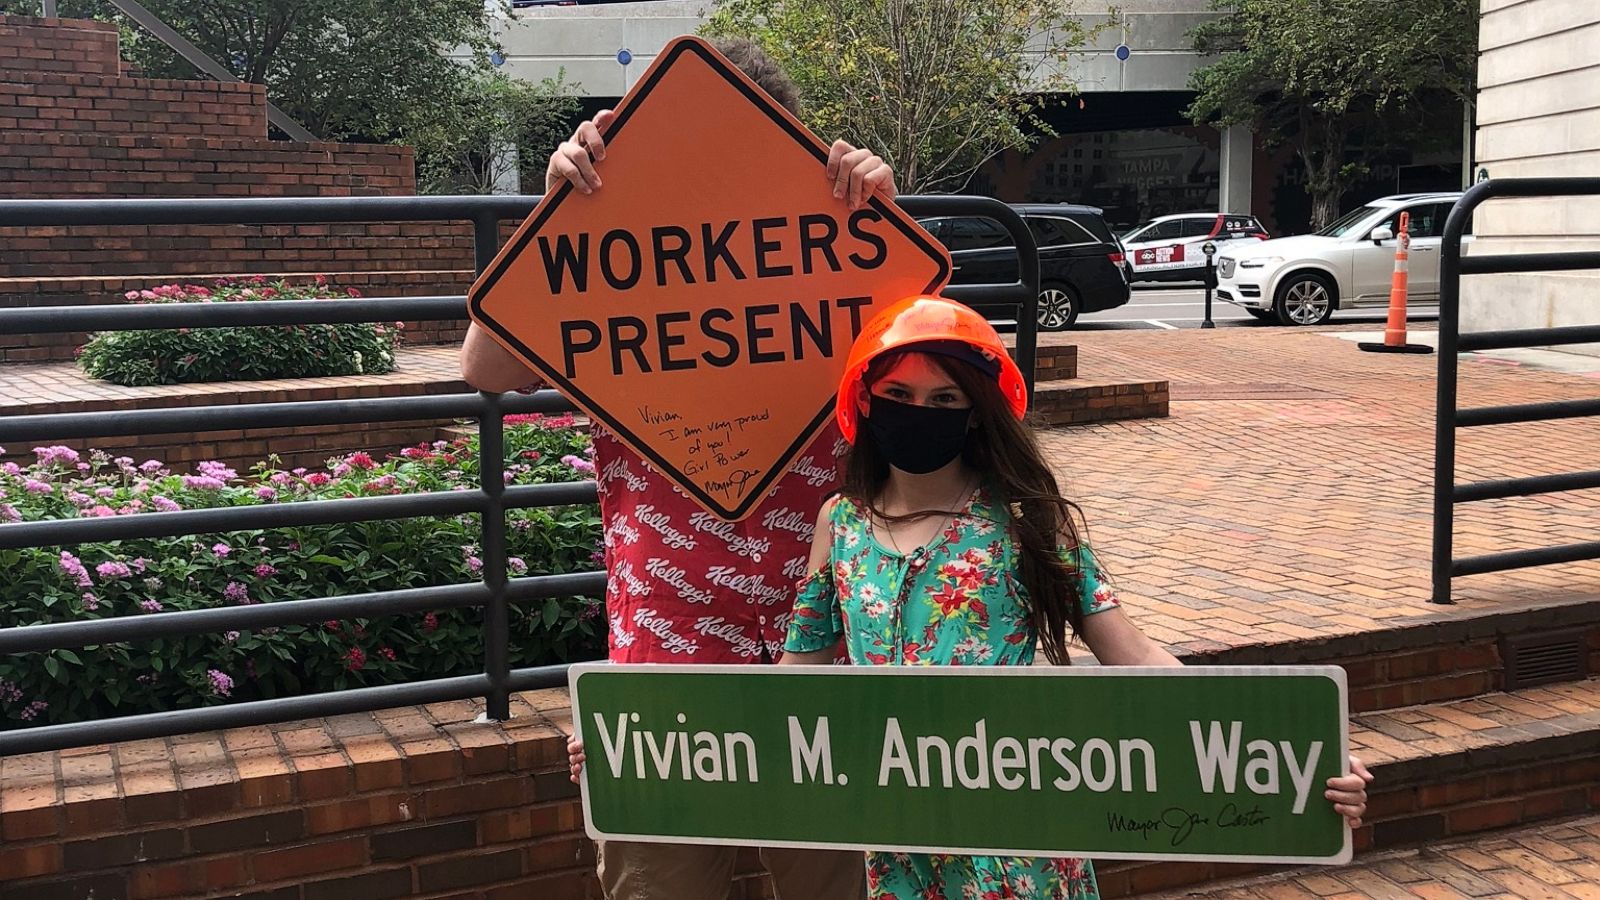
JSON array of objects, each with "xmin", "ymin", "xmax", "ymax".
[
  {"xmin": 567, "ymin": 735, "xmax": 586, "ymax": 784},
  {"xmin": 1325, "ymin": 755, "xmax": 1374, "ymax": 827}
]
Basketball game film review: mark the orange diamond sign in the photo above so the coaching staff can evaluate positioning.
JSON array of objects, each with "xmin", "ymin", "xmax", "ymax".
[{"xmin": 467, "ymin": 36, "xmax": 950, "ymax": 520}]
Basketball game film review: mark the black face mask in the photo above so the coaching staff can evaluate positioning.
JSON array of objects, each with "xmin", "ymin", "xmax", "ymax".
[{"xmin": 863, "ymin": 394, "xmax": 972, "ymax": 475}]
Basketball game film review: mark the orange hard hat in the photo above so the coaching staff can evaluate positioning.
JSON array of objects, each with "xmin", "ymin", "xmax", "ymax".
[{"xmin": 836, "ymin": 295, "xmax": 1028, "ymax": 443}]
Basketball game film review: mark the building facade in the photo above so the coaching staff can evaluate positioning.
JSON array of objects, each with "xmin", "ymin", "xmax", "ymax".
[
  {"xmin": 1463, "ymin": 0, "xmax": 1600, "ymax": 355},
  {"xmin": 487, "ymin": 1, "xmax": 1462, "ymax": 236}
]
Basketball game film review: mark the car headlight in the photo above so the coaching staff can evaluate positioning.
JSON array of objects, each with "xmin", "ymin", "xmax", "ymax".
[{"xmin": 1238, "ymin": 256, "xmax": 1283, "ymax": 269}]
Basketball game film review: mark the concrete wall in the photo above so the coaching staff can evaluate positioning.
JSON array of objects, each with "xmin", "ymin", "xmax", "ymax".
[
  {"xmin": 485, "ymin": 0, "xmax": 1218, "ymax": 98},
  {"xmin": 1464, "ymin": 0, "xmax": 1600, "ymax": 356}
]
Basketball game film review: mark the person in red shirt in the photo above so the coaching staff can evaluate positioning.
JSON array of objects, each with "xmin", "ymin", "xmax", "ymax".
[{"xmin": 459, "ymin": 36, "xmax": 891, "ymax": 900}]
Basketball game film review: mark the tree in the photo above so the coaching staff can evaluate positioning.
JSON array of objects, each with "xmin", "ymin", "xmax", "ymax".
[
  {"xmin": 1186, "ymin": 0, "xmax": 1477, "ymax": 229},
  {"xmin": 702, "ymin": 0, "xmax": 1110, "ymax": 194},
  {"xmin": 37, "ymin": 0, "xmax": 581, "ymax": 193},
  {"xmin": 410, "ymin": 70, "xmax": 579, "ymax": 195}
]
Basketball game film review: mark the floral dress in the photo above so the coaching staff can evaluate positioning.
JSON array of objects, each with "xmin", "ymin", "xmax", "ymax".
[{"xmin": 784, "ymin": 487, "xmax": 1120, "ymax": 900}]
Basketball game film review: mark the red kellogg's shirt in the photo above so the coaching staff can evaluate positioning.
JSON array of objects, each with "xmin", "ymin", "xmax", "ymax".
[{"xmin": 594, "ymin": 423, "xmax": 846, "ymax": 664}]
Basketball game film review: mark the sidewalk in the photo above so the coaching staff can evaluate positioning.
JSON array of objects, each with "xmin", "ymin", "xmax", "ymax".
[
  {"xmin": 1037, "ymin": 327, "xmax": 1600, "ymax": 658},
  {"xmin": 1147, "ymin": 813, "xmax": 1600, "ymax": 899}
]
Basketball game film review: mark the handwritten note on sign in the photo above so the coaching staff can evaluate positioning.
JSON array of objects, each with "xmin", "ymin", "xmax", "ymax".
[{"xmin": 467, "ymin": 36, "xmax": 950, "ymax": 520}]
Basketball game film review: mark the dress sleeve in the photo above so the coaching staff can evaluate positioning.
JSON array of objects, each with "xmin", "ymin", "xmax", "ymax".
[
  {"xmin": 1063, "ymin": 545, "xmax": 1120, "ymax": 618},
  {"xmin": 784, "ymin": 566, "xmax": 844, "ymax": 653}
]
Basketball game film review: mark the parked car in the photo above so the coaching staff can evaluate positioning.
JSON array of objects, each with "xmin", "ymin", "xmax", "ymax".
[
  {"xmin": 918, "ymin": 204, "xmax": 1131, "ymax": 331},
  {"xmin": 1121, "ymin": 213, "xmax": 1269, "ymax": 282},
  {"xmin": 1213, "ymin": 193, "xmax": 1462, "ymax": 325}
]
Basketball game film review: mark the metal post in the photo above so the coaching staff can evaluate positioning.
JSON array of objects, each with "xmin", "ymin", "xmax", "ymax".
[
  {"xmin": 1432, "ymin": 191, "xmax": 1474, "ymax": 604},
  {"xmin": 472, "ymin": 212, "xmax": 512, "ymax": 719},
  {"xmin": 42, "ymin": 0, "xmax": 58, "ymax": 17},
  {"xmin": 1201, "ymin": 241, "xmax": 1217, "ymax": 329}
]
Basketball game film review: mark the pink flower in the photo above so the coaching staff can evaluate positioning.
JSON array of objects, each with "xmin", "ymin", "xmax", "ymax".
[
  {"xmin": 95, "ymin": 561, "xmax": 132, "ymax": 580},
  {"xmin": 80, "ymin": 592, "xmax": 100, "ymax": 611},
  {"xmin": 223, "ymin": 631, "xmax": 239, "ymax": 643},
  {"xmin": 346, "ymin": 287, "xmax": 362, "ymax": 298},
  {"xmin": 94, "ymin": 487, "xmax": 115, "ymax": 499},
  {"xmin": 253, "ymin": 563, "xmax": 277, "ymax": 578},
  {"xmin": 378, "ymin": 647, "xmax": 397, "ymax": 662},
  {"xmin": 315, "ymin": 274, "xmax": 329, "ymax": 287},
  {"xmin": 182, "ymin": 475, "xmax": 226, "ymax": 490},
  {"xmin": 206, "ymin": 669, "xmax": 233, "ymax": 697},
  {"xmin": 57, "ymin": 552, "xmax": 93, "ymax": 588},
  {"xmin": 85, "ymin": 505, "xmax": 115, "ymax": 518},
  {"xmin": 255, "ymin": 487, "xmax": 277, "ymax": 501},
  {"xmin": 466, "ymin": 556, "xmax": 483, "ymax": 574},
  {"xmin": 561, "ymin": 454, "xmax": 596, "ymax": 475},
  {"xmin": 138, "ymin": 289, "xmax": 158, "ymax": 301},
  {"xmin": 423, "ymin": 613, "xmax": 439, "ymax": 632},
  {"xmin": 151, "ymin": 496, "xmax": 181, "ymax": 512},
  {"xmin": 304, "ymin": 472, "xmax": 331, "ymax": 487},
  {"xmin": 212, "ymin": 543, "xmax": 231, "ymax": 558},
  {"xmin": 508, "ymin": 557, "xmax": 528, "ymax": 575},
  {"xmin": 269, "ymin": 472, "xmax": 291, "ymax": 485},
  {"xmin": 223, "ymin": 581, "xmax": 250, "ymax": 604},
  {"xmin": 0, "ymin": 505, "xmax": 19, "ymax": 523},
  {"xmin": 197, "ymin": 461, "xmax": 237, "ymax": 481},
  {"xmin": 139, "ymin": 460, "xmax": 164, "ymax": 474},
  {"xmin": 347, "ymin": 451, "xmax": 376, "ymax": 470},
  {"xmin": 139, "ymin": 599, "xmax": 163, "ymax": 613},
  {"xmin": 124, "ymin": 290, "xmax": 141, "ymax": 300},
  {"xmin": 23, "ymin": 479, "xmax": 52, "ymax": 495},
  {"xmin": 345, "ymin": 647, "xmax": 366, "ymax": 671}
]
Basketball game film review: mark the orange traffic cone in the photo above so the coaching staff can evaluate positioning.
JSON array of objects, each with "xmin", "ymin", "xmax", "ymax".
[{"xmin": 1360, "ymin": 210, "xmax": 1433, "ymax": 354}]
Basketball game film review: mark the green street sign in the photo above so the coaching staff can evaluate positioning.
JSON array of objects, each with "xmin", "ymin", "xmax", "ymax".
[{"xmin": 571, "ymin": 664, "xmax": 1351, "ymax": 865}]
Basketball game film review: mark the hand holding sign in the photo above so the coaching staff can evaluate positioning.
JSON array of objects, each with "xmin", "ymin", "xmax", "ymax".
[
  {"xmin": 469, "ymin": 36, "xmax": 950, "ymax": 521},
  {"xmin": 547, "ymin": 109, "xmax": 616, "ymax": 194}
]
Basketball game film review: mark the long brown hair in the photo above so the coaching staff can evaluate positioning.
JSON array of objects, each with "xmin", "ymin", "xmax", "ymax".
[{"xmin": 841, "ymin": 350, "xmax": 1090, "ymax": 665}]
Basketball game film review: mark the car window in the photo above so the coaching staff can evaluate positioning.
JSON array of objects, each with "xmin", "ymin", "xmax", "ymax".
[
  {"xmin": 1141, "ymin": 219, "xmax": 1183, "ymax": 241},
  {"xmin": 1180, "ymin": 218, "xmax": 1215, "ymax": 238},
  {"xmin": 1065, "ymin": 212, "xmax": 1116, "ymax": 244},
  {"xmin": 1028, "ymin": 216, "xmax": 1098, "ymax": 248},
  {"xmin": 946, "ymin": 217, "xmax": 1012, "ymax": 252},
  {"xmin": 1222, "ymin": 216, "xmax": 1265, "ymax": 237},
  {"xmin": 1403, "ymin": 203, "xmax": 1451, "ymax": 239},
  {"xmin": 1319, "ymin": 205, "xmax": 1384, "ymax": 237}
]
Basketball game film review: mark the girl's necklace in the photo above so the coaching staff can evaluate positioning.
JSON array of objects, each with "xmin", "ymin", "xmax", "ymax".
[{"xmin": 880, "ymin": 477, "xmax": 975, "ymax": 558}]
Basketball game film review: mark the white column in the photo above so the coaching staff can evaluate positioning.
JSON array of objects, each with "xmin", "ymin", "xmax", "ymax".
[{"xmin": 1219, "ymin": 124, "xmax": 1253, "ymax": 215}]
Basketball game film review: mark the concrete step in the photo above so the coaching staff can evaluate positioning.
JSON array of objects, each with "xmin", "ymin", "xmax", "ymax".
[
  {"xmin": 1099, "ymin": 676, "xmax": 1600, "ymax": 896},
  {"xmin": 1140, "ymin": 813, "xmax": 1600, "ymax": 899}
]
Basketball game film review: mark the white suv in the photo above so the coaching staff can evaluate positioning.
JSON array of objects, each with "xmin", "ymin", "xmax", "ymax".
[{"xmin": 1214, "ymin": 193, "xmax": 1462, "ymax": 325}]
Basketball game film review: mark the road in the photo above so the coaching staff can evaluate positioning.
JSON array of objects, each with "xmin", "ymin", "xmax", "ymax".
[{"xmin": 1074, "ymin": 284, "xmax": 1441, "ymax": 331}]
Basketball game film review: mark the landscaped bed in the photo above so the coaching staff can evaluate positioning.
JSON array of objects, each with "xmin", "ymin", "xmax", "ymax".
[{"xmin": 0, "ymin": 414, "xmax": 604, "ymax": 728}]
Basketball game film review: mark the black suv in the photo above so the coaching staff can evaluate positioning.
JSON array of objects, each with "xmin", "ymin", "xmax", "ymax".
[{"xmin": 919, "ymin": 204, "xmax": 1131, "ymax": 330}]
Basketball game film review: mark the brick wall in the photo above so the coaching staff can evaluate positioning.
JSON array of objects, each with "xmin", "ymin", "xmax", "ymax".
[
  {"xmin": 0, "ymin": 15, "xmax": 121, "ymax": 78},
  {"xmin": 0, "ymin": 74, "xmax": 265, "ymax": 139},
  {"xmin": 0, "ymin": 133, "xmax": 417, "ymax": 198},
  {"xmin": 1032, "ymin": 379, "xmax": 1169, "ymax": 426}
]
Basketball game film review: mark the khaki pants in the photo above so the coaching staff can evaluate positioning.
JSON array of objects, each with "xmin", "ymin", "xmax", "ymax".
[{"xmin": 596, "ymin": 840, "xmax": 867, "ymax": 900}]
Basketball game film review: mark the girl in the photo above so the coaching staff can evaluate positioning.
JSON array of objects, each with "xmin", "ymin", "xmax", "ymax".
[{"xmin": 775, "ymin": 295, "xmax": 1374, "ymax": 900}]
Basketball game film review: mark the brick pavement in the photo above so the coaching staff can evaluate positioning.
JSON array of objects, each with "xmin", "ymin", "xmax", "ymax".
[
  {"xmin": 1147, "ymin": 813, "xmax": 1600, "ymax": 899},
  {"xmin": 1035, "ymin": 328, "xmax": 1600, "ymax": 658}
]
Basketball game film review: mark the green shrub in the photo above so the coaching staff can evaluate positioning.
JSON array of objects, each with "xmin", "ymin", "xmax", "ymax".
[
  {"xmin": 0, "ymin": 414, "xmax": 603, "ymax": 728},
  {"xmin": 77, "ymin": 278, "xmax": 402, "ymax": 386}
]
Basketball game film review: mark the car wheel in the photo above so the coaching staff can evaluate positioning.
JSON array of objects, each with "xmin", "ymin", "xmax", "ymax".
[
  {"xmin": 1037, "ymin": 284, "xmax": 1080, "ymax": 331},
  {"xmin": 1246, "ymin": 308, "xmax": 1275, "ymax": 321},
  {"xmin": 1273, "ymin": 273, "xmax": 1336, "ymax": 326}
]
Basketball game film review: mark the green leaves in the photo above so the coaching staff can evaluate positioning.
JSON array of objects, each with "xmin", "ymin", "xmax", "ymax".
[
  {"xmin": 703, "ymin": 0, "xmax": 1113, "ymax": 193},
  {"xmin": 0, "ymin": 419, "xmax": 604, "ymax": 729},
  {"xmin": 1185, "ymin": 0, "xmax": 1476, "ymax": 227},
  {"xmin": 77, "ymin": 279, "xmax": 401, "ymax": 387}
]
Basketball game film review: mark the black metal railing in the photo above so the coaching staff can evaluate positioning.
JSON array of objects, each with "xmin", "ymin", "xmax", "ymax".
[
  {"xmin": 0, "ymin": 193, "xmax": 1036, "ymax": 756},
  {"xmin": 1433, "ymin": 177, "xmax": 1600, "ymax": 604}
]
